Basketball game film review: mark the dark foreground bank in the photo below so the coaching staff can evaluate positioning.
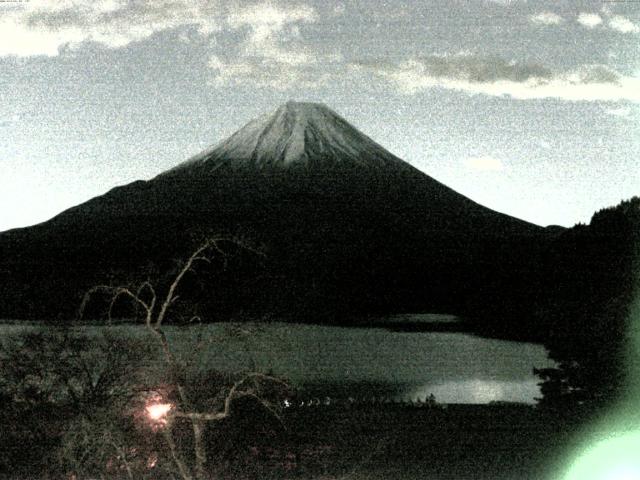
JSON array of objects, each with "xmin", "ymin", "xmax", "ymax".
[{"xmin": 187, "ymin": 403, "xmax": 577, "ymax": 480}]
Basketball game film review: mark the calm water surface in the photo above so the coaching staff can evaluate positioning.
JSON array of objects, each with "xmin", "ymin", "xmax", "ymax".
[{"xmin": 0, "ymin": 314, "xmax": 555, "ymax": 404}]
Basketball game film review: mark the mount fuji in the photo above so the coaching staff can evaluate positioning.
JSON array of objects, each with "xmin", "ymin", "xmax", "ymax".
[{"xmin": 0, "ymin": 102, "xmax": 548, "ymax": 321}]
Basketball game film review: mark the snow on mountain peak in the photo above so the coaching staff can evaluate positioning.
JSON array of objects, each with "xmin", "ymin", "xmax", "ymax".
[{"xmin": 172, "ymin": 101, "xmax": 407, "ymax": 172}]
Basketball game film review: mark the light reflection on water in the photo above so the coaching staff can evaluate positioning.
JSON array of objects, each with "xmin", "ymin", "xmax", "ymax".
[{"xmin": 404, "ymin": 379, "xmax": 541, "ymax": 404}]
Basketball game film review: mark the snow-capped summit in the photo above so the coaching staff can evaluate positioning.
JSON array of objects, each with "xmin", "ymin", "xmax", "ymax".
[{"xmin": 172, "ymin": 101, "xmax": 407, "ymax": 172}]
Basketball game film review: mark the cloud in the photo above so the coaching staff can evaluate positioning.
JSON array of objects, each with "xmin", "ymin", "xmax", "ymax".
[
  {"xmin": 576, "ymin": 11, "xmax": 639, "ymax": 34},
  {"xmin": 487, "ymin": 0, "xmax": 521, "ymax": 5},
  {"xmin": 227, "ymin": 2, "xmax": 317, "ymax": 33},
  {"xmin": 0, "ymin": 113, "xmax": 21, "ymax": 127},
  {"xmin": 575, "ymin": 11, "xmax": 639, "ymax": 34},
  {"xmin": 604, "ymin": 106, "xmax": 632, "ymax": 117},
  {"xmin": 208, "ymin": 52, "xmax": 340, "ymax": 90},
  {"xmin": 332, "ymin": 4, "xmax": 346, "ymax": 16},
  {"xmin": 0, "ymin": 0, "xmax": 337, "ymax": 90},
  {"xmin": 608, "ymin": 15, "xmax": 639, "ymax": 34},
  {"xmin": 0, "ymin": 0, "xmax": 224, "ymax": 56},
  {"xmin": 465, "ymin": 156, "xmax": 504, "ymax": 171},
  {"xmin": 354, "ymin": 54, "xmax": 553, "ymax": 84},
  {"xmin": 225, "ymin": 2, "xmax": 317, "ymax": 67},
  {"xmin": 209, "ymin": 2, "xmax": 341, "ymax": 89},
  {"xmin": 529, "ymin": 12, "xmax": 564, "ymax": 26},
  {"xmin": 352, "ymin": 53, "xmax": 640, "ymax": 102},
  {"xmin": 577, "ymin": 12, "xmax": 603, "ymax": 28}
]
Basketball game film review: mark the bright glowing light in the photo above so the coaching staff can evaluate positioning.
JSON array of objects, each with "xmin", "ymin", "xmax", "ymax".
[
  {"xmin": 146, "ymin": 403, "xmax": 172, "ymax": 422},
  {"xmin": 147, "ymin": 453, "xmax": 159, "ymax": 469},
  {"xmin": 564, "ymin": 432, "xmax": 640, "ymax": 480}
]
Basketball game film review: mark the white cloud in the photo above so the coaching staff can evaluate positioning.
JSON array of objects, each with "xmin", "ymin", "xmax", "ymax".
[
  {"xmin": 228, "ymin": 2, "xmax": 316, "ymax": 29},
  {"xmin": 0, "ymin": 113, "xmax": 21, "ymax": 128},
  {"xmin": 604, "ymin": 106, "xmax": 632, "ymax": 117},
  {"xmin": 333, "ymin": 4, "xmax": 346, "ymax": 16},
  {"xmin": 226, "ymin": 2, "xmax": 316, "ymax": 66},
  {"xmin": 487, "ymin": 0, "xmax": 521, "ymax": 5},
  {"xmin": 0, "ymin": 0, "xmax": 337, "ymax": 90},
  {"xmin": 577, "ymin": 12, "xmax": 603, "ymax": 28},
  {"xmin": 0, "ymin": 0, "xmax": 224, "ymax": 56},
  {"xmin": 608, "ymin": 15, "xmax": 639, "ymax": 34},
  {"xmin": 530, "ymin": 12, "xmax": 564, "ymax": 26},
  {"xmin": 575, "ymin": 11, "xmax": 639, "ymax": 34},
  {"xmin": 354, "ymin": 54, "xmax": 640, "ymax": 102},
  {"xmin": 208, "ymin": 53, "xmax": 339, "ymax": 90},
  {"xmin": 210, "ymin": 2, "xmax": 341, "ymax": 89},
  {"xmin": 465, "ymin": 156, "xmax": 504, "ymax": 171}
]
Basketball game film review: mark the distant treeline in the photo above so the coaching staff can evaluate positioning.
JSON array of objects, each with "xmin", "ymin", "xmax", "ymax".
[{"xmin": 472, "ymin": 197, "xmax": 639, "ymax": 412}]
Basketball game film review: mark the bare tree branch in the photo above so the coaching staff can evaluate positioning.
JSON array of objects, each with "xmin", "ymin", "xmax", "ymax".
[
  {"xmin": 79, "ymin": 235, "xmax": 276, "ymax": 480},
  {"xmin": 155, "ymin": 237, "xmax": 225, "ymax": 328},
  {"xmin": 80, "ymin": 285, "xmax": 153, "ymax": 324},
  {"xmin": 163, "ymin": 428, "xmax": 193, "ymax": 480},
  {"xmin": 105, "ymin": 432, "xmax": 134, "ymax": 480}
]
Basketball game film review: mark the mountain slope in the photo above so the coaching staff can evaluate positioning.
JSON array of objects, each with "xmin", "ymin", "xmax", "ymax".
[
  {"xmin": 46, "ymin": 102, "xmax": 536, "ymax": 235},
  {"xmin": 168, "ymin": 101, "xmax": 409, "ymax": 171},
  {"xmin": 0, "ymin": 102, "xmax": 546, "ymax": 321}
]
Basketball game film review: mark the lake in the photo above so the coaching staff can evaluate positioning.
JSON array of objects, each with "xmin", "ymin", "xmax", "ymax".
[{"xmin": 0, "ymin": 314, "xmax": 555, "ymax": 404}]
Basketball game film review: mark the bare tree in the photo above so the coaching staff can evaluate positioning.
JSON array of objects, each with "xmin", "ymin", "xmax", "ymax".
[
  {"xmin": 80, "ymin": 236, "xmax": 289, "ymax": 480},
  {"xmin": 0, "ymin": 329, "xmax": 156, "ymax": 479}
]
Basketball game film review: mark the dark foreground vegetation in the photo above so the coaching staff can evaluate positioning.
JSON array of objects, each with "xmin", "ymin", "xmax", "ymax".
[
  {"xmin": 0, "ymin": 330, "xmax": 577, "ymax": 480},
  {"xmin": 0, "ymin": 330, "xmax": 290, "ymax": 480},
  {"xmin": 217, "ymin": 403, "xmax": 578, "ymax": 480},
  {"xmin": 532, "ymin": 198, "xmax": 639, "ymax": 415},
  {"xmin": 267, "ymin": 403, "xmax": 575, "ymax": 480},
  {"xmin": 0, "ymin": 198, "xmax": 636, "ymax": 478}
]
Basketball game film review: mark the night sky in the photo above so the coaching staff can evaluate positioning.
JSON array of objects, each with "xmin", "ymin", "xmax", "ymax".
[{"xmin": 1, "ymin": 0, "xmax": 638, "ymax": 231}]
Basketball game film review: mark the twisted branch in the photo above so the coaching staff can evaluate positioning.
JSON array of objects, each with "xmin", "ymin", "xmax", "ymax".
[{"xmin": 79, "ymin": 235, "xmax": 272, "ymax": 480}]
